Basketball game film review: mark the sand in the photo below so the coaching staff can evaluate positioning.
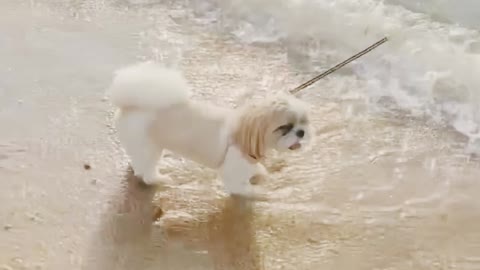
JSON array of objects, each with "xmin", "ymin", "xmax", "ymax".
[{"xmin": 1, "ymin": 1, "xmax": 480, "ymax": 269}]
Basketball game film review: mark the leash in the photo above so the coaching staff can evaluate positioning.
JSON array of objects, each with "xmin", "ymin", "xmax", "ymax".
[{"xmin": 289, "ymin": 37, "xmax": 388, "ymax": 95}]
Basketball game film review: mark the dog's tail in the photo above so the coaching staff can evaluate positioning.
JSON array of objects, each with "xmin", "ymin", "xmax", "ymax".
[{"xmin": 106, "ymin": 61, "xmax": 190, "ymax": 110}]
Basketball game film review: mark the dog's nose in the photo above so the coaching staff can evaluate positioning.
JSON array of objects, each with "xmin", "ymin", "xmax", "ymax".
[{"xmin": 296, "ymin": 129, "xmax": 305, "ymax": 138}]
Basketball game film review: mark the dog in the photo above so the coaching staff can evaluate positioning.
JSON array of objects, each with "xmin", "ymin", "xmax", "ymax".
[{"xmin": 106, "ymin": 61, "xmax": 311, "ymax": 196}]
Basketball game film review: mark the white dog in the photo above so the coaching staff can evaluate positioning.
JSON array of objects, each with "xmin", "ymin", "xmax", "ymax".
[{"xmin": 107, "ymin": 62, "xmax": 311, "ymax": 196}]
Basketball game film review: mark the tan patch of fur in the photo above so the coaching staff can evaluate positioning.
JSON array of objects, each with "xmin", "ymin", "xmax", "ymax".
[{"xmin": 232, "ymin": 105, "xmax": 271, "ymax": 161}]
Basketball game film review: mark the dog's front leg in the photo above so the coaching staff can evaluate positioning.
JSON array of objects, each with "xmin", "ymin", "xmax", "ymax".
[{"xmin": 219, "ymin": 146, "xmax": 257, "ymax": 197}]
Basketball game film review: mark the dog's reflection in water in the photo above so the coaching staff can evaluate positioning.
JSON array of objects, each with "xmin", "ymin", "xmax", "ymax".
[{"xmin": 83, "ymin": 166, "xmax": 262, "ymax": 270}]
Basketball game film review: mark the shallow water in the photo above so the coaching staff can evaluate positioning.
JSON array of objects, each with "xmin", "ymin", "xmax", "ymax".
[{"xmin": 1, "ymin": 0, "xmax": 480, "ymax": 269}]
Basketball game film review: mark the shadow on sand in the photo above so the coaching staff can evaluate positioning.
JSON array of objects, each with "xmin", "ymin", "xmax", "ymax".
[{"xmin": 83, "ymin": 166, "xmax": 263, "ymax": 270}]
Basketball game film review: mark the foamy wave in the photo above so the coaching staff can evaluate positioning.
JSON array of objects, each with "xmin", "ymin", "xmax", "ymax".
[{"xmin": 187, "ymin": 0, "xmax": 480, "ymax": 151}]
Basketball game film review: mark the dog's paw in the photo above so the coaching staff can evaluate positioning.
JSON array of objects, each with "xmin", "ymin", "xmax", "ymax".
[
  {"xmin": 229, "ymin": 188, "xmax": 269, "ymax": 202},
  {"xmin": 228, "ymin": 189, "xmax": 255, "ymax": 199},
  {"xmin": 143, "ymin": 172, "xmax": 172, "ymax": 186},
  {"xmin": 224, "ymin": 183, "xmax": 254, "ymax": 198}
]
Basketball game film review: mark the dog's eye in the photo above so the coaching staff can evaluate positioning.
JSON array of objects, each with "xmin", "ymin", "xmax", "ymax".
[{"xmin": 276, "ymin": 123, "xmax": 294, "ymax": 136}]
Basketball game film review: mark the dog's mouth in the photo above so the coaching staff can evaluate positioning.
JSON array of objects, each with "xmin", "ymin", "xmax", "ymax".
[{"xmin": 289, "ymin": 142, "xmax": 301, "ymax": 150}]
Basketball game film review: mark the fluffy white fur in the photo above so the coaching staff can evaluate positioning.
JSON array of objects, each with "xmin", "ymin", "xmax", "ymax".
[{"xmin": 107, "ymin": 61, "xmax": 311, "ymax": 196}]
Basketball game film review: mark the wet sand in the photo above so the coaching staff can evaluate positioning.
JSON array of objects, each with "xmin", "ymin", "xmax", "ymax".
[{"xmin": 1, "ymin": 1, "xmax": 480, "ymax": 269}]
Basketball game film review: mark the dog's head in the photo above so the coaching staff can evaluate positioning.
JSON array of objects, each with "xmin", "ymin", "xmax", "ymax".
[{"xmin": 233, "ymin": 92, "xmax": 312, "ymax": 160}]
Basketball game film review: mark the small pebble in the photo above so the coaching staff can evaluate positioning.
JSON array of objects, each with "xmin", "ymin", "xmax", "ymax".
[
  {"xmin": 83, "ymin": 163, "xmax": 91, "ymax": 170},
  {"xmin": 27, "ymin": 212, "xmax": 42, "ymax": 223},
  {"xmin": 152, "ymin": 207, "xmax": 164, "ymax": 222},
  {"xmin": 307, "ymin": 237, "xmax": 319, "ymax": 244},
  {"xmin": 3, "ymin": 224, "xmax": 12, "ymax": 231},
  {"xmin": 90, "ymin": 178, "xmax": 98, "ymax": 185}
]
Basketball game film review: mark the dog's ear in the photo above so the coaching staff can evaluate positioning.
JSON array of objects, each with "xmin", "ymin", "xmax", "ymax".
[{"xmin": 233, "ymin": 107, "xmax": 269, "ymax": 161}]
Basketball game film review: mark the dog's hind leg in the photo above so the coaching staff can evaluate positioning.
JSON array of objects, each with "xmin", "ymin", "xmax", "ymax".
[
  {"xmin": 116, "ymin": 111, "xmax": 171, "ymax": 186},
  {"xmin": 140, "ymin": 147, "xmax": 171, "ymax": 185}
]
